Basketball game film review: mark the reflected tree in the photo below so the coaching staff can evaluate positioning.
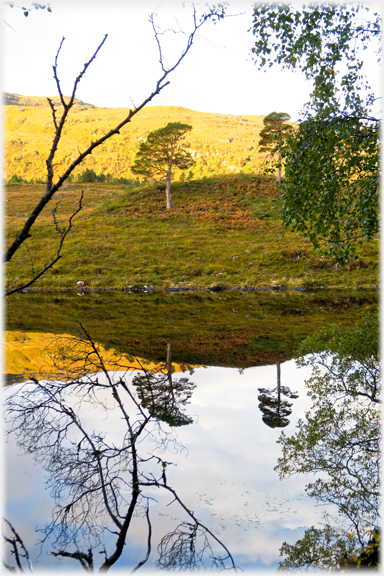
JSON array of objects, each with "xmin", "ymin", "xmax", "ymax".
[
  {"xmin": 133, "ymin": 344, "xmax": 196, "ymax": 427},
  {"xmin": 258, "ymin": 361, "xmax": 298, "ymax": 428},
  {"xmin": 275, "ymin": 308, "xmax": 380, "ymax": 570},
  {"xmin": 278, "ymin": 523, "xmax": 380, "ymax": 571},
  {"xmin": 3, "ymin": 519, "xmax": 33, "ymax": 572},
  {"xmin": 3, "ymin": 326, "xmax": 236, "ymax": 572}
]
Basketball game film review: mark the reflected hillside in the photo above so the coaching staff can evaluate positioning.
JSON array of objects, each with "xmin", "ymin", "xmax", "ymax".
[
  {"xmin": 5, "ymin": 332, "xmax": 195, "ymax": 385},
  {"xmin": 5, "ymin": 289, "xmax": 377, "ymax": 369},
  {"xmin": 4, "ymin": 327, "xmax": 235, "ymax": 571}
]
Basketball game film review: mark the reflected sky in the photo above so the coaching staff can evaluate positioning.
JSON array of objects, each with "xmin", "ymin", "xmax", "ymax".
[{"xmin": 4, "ymin": 360, "xmax": 338, "ymax": 572}]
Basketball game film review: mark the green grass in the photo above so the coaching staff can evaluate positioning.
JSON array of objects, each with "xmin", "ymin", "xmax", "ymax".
[{"xmin": 5, "ymin": 175, "xmax": 379, "ymax": 291}]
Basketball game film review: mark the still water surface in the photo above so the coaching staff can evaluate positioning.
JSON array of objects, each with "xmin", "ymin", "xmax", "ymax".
[
  {"xmin": 4, "ymin": 290, "xmax": 377, "ymax": 572},
  {"xmin": 5, "ymin": 361, "xmax": 336, "ymax": 572}
]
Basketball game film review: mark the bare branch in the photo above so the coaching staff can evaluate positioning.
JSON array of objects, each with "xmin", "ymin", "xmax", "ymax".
[
  {"xmin": 47, "ymin": 97, "xmax": 59, "ymax": 131},
  {"xmin": 3, "ymin": 518, "xmax": 32, "ymax": 572},
  {"xmin": 51, "ymin": 548, "xmax": 93, "ymax": 571},
  {"xmin": 5, "ymin": 190, "xmax": 84, "ymax": 296},
  {"xmin": 5, "ymin": 5, "xmax": 227, "ymax": 286},
  {"xmin": 52, "ymin": 37, "xmax": 67, "ymax": 109},
  {"xmin": 139, "ymin": 480, "xmax": 237, "ymax": 571},
  {"xmin": 131, "ymin": 505, "xmax": 152, "ymax": 572}
]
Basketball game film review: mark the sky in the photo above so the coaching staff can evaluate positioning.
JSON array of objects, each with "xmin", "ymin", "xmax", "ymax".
[
  {"xmin": 1, "ymin": 0, "xmax": 382, "ymax": 121},
  {"xmin": 0, "ymin": 0, "xmax": 327, "ymax": 121}
]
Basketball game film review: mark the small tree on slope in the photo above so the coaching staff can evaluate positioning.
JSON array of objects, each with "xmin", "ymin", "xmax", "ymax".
[
  {"xmin": 131, "ymin": 122, "xmax": 194, "ymax": 209},
  {"xmin": 258, "ymin": 111, "xmax": 291, "ymax": 182}
]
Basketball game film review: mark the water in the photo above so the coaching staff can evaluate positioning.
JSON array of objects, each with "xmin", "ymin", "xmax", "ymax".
[
  {"xmin": 3, "ymin": 290, "xmax": 378, "ymax": 572},
  {"xmin": 4, "ymin": 360, "xmax": 336, "ymax": 573}
]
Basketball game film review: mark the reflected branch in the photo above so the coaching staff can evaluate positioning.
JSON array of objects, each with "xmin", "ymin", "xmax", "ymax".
[
  {"xmin": 4, "ymin": 326, "xmax": 232, "ymax": 572},
  {"xmin": 2, "ymin": 518, "xmax": 32, "ymax": 572},
  {"xmin": 139, "ymin": 481, "xmax": 237, "ymax": 571},
  {"xmin": 131, "ymin": 505, "xmax": 152, "ymax": 573}
]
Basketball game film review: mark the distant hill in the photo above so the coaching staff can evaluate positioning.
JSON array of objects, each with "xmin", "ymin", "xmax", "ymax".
[
  {"xmin": 4, "ymin": 92, "xmax": 267, "ymax": 182},
  {"xmin": 4, "ymin": 92, "xmax": 95, "ymax": 109}
]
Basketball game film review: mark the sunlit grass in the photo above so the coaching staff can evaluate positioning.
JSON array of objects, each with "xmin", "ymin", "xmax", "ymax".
[{"xmin": 5, "ymin": 176, "xmax": 379, "ymax": 291}]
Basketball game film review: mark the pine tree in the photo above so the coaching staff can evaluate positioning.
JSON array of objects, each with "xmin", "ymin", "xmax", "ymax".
[
  {"xmin": 258, "ymin": 112, "xmax": 291, "ymax": 182},
  {"xmin": 132, "ymin": 122, "xmax": 194, "ymax": 209}
]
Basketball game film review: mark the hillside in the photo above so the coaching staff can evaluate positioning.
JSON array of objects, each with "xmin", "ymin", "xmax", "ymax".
[
  {"xmin": 4, "ymin": 92, "xmax": 266, "ymax": 182},
  {"xmin": 4, "ymin": 93, "xmax": 378, "ymax": 292},
  {"xmin": 5, "ymin": 176, "xmax": 379, "ymax": 291}
]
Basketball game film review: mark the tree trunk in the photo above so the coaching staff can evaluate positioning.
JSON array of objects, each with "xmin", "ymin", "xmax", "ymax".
[
  {"xmin": 277, "ymin": 148, "xmax": 282, "ymax": 183},
  {"xmin": 166, "ymin": 156, "xmax": 173, "ymax": 210},
  {"xmin": 166, "ymin": 343, "xmax": 176, "ymax": 404}
]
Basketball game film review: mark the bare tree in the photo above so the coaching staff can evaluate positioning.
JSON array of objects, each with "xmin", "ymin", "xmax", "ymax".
[
  {"xmin": 4, "ymin": 4, "xmax": 226, "ymax": 296},
  {"xmin": 4, "ymin": 326, "xmax": 236, "ymax": 572}
]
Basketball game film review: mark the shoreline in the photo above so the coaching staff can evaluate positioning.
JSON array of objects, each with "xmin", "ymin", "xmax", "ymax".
[{"xmin": 13, "ymin": 284, "xmax": 380, "ymax": 294}]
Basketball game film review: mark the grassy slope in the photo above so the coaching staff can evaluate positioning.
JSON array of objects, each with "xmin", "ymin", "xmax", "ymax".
[{"xmin": 5, "ymin": 176, "xmax": 378, "ymax": 291}]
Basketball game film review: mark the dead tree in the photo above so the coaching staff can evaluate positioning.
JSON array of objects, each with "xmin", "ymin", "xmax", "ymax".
[{"xmin": 4, "ymin": 4, "xmax": 226, "ymax": 296}]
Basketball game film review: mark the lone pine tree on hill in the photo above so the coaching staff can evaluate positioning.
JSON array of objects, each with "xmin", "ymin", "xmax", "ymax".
[
  {"xmin": 5, "ymin": 4, "xmax": 226, "ymax": 296},
  {"xmin": 131, "ymin": 122, "xmax": 194, "ymax": 209},
  {"xmin": 258, "ymin": 112, "xmax": 291, "ymax": 182}
]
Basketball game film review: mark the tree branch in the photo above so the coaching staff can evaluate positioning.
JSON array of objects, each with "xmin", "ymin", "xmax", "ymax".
[
  {"xmin": 5, "ymin": 190, "xmax": 84, "ymax": 296},
  {"xmin": 5, "ymin": 5, "xmax": 226, "ymax": 291}
]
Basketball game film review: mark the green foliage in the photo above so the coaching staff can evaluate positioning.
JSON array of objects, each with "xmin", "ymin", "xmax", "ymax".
[
  {"xmin": 8, "ymin": 174, "xmax": 27, "ymax": 184},
  {"xmin": 280, "ymin": 114, "xmax": 379, "ymax": 263},
  {"xmin": 251, "ymin": 3, "xmax": 381, "ymax": 263},
  {"xmin": 278, "ymin": 524, "xmax": 358, "ymax": 571},
  {"xmin": 131, "ymin": 122, "xmax": 194, "ymax": 182},
  {"xmin": 276, "ymin": 308, "xmax": 380, "ymax": 570},
  {"xmin": 279, "ymin": 524, "xmax": 381, "ymax": 571},
  {"xmin": 258, "ymin": 112, "xmax": 292, "ymax": 182}
]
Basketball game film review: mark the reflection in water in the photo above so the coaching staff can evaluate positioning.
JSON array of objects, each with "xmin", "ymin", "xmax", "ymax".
[
  {"xmin": 4, "ymin": 327, "xmax": 236, "ymax": 572},
  {"xmin": 3, "ymin": 519, "xmax": 32, "ymax": 572},
  {"xmin": 276, "ymin": 309, "xmax": 381, "ymax": 570},
  {"xmin": 3, "ymin": 310, "xmax": 380, "ymax": 571},
  {"xmin": 257, "ymin": 361, "xmax": 298, "ymax": 428},
  {"xmin": 133, "ymin": 344, "xmax": 196, "ymax": 427}
]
